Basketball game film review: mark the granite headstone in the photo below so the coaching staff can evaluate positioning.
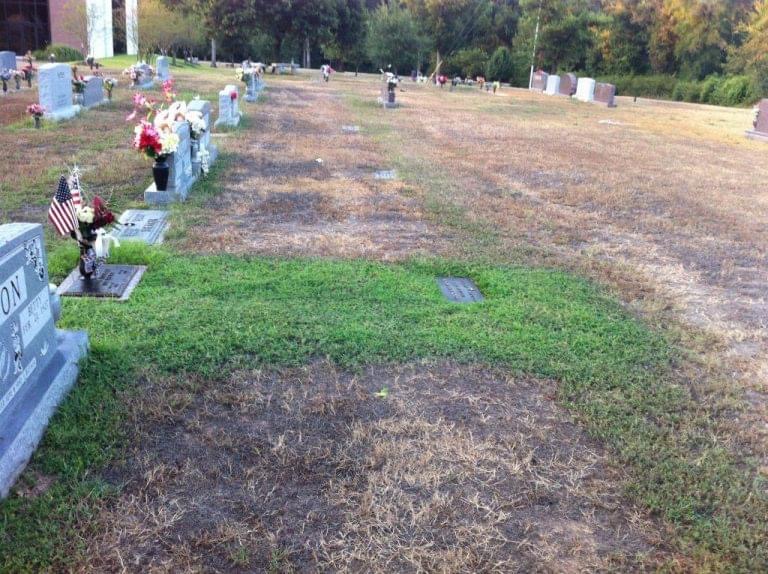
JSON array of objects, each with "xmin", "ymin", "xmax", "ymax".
[
  {"xmin": 746, "ymin": 99, "xmax": 768, "ymax": 142},
  {"xmin": 155, "ymin": 56, "xmax": 170, "ymax": 82},
  {"xmin": 0, "ymin": 52, "xmax": 16, "ymax": 71},
  {"xmin": 187, "ymin": 99, "xmax": 218, "ymax": 172},
  {"xmin": 574, "ymin": 77, "xmax": 596, "ymax": 103},
  {"xmin": 545, "ymin": 75, "xmax": 560, "ymax": 96},
  {"xmin": 594, "ymin": 82, "xmax": 616, "ymax": 107},
  {"xmin": 558, "ymin": 73, "xmax": 577, "ymax": 97},
  {"xmin": 82, "ymin": 76, "xmax": 106, "ymax": 108},
  {"xmin": 531, "ymin": 70, "xmax": 548, "ymax": 92},
  {"xmin": 135, "ymin": 62, "xmax": 154, "ymax": 89},
  {"xmin": 38, "ymin": 63, "xmax": 81, "ymax": 120},
  {"xmin": 0, "ymin": 223, "xmax": 88, "ymax": 498},
  {"xmin": 214, "ymin": 85, "xmax": 241, "ymax": 128},
  {"xmin": 145, "ymin": 121, "xmax": 197, "ymax": 204}
]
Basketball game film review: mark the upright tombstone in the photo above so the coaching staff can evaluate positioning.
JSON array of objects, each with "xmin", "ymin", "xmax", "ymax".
[
  {"xmin": 145, "ymin": 121, "xmax": 197, "ymax": 204},
  {"xmin": 746, "ymin": 99, "xmax": 768, "ymax": 142},
  {"xmin": 0, "ymin": 223, "xmax": 88, "ymax": 498},
  {"xmin": 214, "ymin": 85, "xmax": 241, "ymax": 128},
  {"xmin": 187, "ymin": 98, "xmax": 218, "ymax": 172},
  {"xmin": 594, "ymin": 82, "xmax": 617, "ymax": 107},
  {"xmin": 558, "ymin": 73, "xmax": 578, "ymax": 97},
  {"xmin": 155, "ymin": 56, "xmax": 170, "ymax": 82},
  {"xmin": 38, "ymin": 63, "xmax": 81, "ymax": 121},
  {"xmin": 545, "ymin": 75, "xmax": 560, "ymax": 96},
  {"xmin": 81, "ymin": 76, "xmax": 106, "ymax": 108},
  {"xmin": 574, "ymin": 77, "xmax": 596, "ymax": 103},
  {"xmin": 135, "ymin": 62, "xmax": 154, "ymax": 89},
  {"xmin": 531, "ymin": 70, "xmax": 548, "ymax": 92},
  {"xmin": 0, "ymin": 51, "xmax": 16, "ymax": 71}
]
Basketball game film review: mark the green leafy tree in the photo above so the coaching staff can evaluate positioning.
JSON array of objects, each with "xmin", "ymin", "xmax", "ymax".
[
  {"xmin": 486, "ymin": 46, "xmax": 514, "ymax": 80},
  {"xmin": 729, "ymin": 0, "xmax": 768, "ymax": 93},
  {"xmin": 366, "ymin": 3, "xmax": 430, "ymax": 73},
  {"xmin": 321, "ymin": 0, "xmax": 368, "ymax": 71}
]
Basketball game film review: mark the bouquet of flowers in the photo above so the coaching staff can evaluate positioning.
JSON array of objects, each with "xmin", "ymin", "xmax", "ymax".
[
  {"xmin": 104, "ymin": 77, "xmax": 117, "ymax": 99},
  {"xmin": 26, "ymin": 103, "xmax": 45, "ymax": 117},
  {"xmin": 161, "ymin": 79, "xmax": 176, "ymax": 103},
  {"xmin": 21, "ymin": 63, "xmax": 35, "ymax": 86},
  {"xmin": 72, "ymin": 77, "xmax": 86, "ymax": 94},
  {"xmin": 0, "ymin": 69, "xmax": 11, "ymax": 93},
  {"xmin": 186, "ymin": 110, "xmax": 206, "ymax": 139},
  {"xmin": 236, "ymin": 67, "xmax": 254, "ymax": 84},
  {"xmin": 133, "ymin": 120, "xmax": 179, "ymax": 159}
]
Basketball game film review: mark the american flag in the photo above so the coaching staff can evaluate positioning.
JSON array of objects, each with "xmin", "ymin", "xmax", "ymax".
[
  {"xmin": 69, "ymin": 166, "xmax": 83, "ymax": 208},
  {"xmin": 48, "ymin": 176, "xmax": 78, "ymax": 236}
]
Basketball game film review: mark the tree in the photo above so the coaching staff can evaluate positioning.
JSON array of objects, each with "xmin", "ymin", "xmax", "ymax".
[
  {"xmin": 729, "ymin": 0, "xmax": 768, "ymax": 92},
  {"xmin": 486, "ymin": 46, "xmax": 514, "ymax": 81},
  {"xmin": 321, "ymin": 0, "xmax": 368, "ymax": 71},
  {"xmin": 366, "ymin": 3, "xmax": 430, "ymax": 73}
]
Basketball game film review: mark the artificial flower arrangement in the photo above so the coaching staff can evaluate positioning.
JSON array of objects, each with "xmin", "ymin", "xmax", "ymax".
[
  {"xmin": 104, "ymin": 77, "xmax": 117, "ymax": 99},
  {"xmin": 236, "ymin": 66, "xmax": 254, "ymax": 84},
  {"xmin": 0, "ymin": 69, "xmax": 11, "ymax": 93},
  {"xmin": 21, "ymin": 63, "xmax": 35, "ymax": 87},
  {"xmin": 27, "ymin": 103, "xmax": 45, "ymax": 128},
  {"xmin": 71, "ymin": 66, "xmax": 86, "ymax": 94},
  {"xmin": 122, "ymin": 64, "xmax": 154, "ymax": 86},
  {"xmin": 230, "ymin": 90, "xmax": 238, "ymax": 101}
]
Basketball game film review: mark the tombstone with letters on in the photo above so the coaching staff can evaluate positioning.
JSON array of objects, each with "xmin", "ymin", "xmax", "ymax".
[
  {"xmin": 187, "ymin": 98, "xmax": 218, "ymax": 174},
  {"xmin": 574, "ymin": 77, "xmax": 596, "ymax": 103},
  {"xmin": 531, "ymin": 70, "xmax": 548, "ymax": 92},
  {"xmin": 82, "ymin": 76, "xmax": 107, "ymax": 108},
  {"xmin": 214, "ymin": 85, "xmax": 241, "ymax": 128},
  {"xmin": 145, "ymin": 121, "xmax": 197, "ymax": 204},
  {"xmin": 0, "ymin": 52, "xmax": 16, "ymax": 71},
  {"xmin": 594, "ymin": 82, "xmax": 617, "ymax": 107},
  {"xmin": 38, "ymin": 63, "xmax": 81, "ymax": 120},
  {"xmin": 558, "ymin": 73, "xmax": 578, "ymax": 97},
  {"xmin": 0, "ymin": 223, "xmax": 88, "ymax": 498},
  {"xmin": 155, "ymin": 56, "xmax": 171, "ymax": 82},
  {"xmin": 545, "ymin": 75, "xmax": 560, "ymax": 96}
]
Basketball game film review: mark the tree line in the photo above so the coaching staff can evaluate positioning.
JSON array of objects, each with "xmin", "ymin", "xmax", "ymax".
[{"xmin": 134, "ymin": 0, "xmax": 768, "ymax": 98}]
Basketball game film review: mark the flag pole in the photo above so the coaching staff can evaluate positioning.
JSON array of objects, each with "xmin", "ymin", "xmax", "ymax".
[{"xmin": 528, "ymin": 0, "xmax": 543, "ymax": 90}]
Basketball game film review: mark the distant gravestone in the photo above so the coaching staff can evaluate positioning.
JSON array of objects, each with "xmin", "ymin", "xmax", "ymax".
[
  {"xmin": 342, "ymin": 125, "xmax": 360, "ymax": 133},
  {"xmin": 574, "ymin": 78, "xmax": 596, "ymax": 103},
  {"xmin": 38, "ymin": 63, "xmax": 81, "ymax": 121},
  {"xmin": 155, "ymin": 56, "xmax": 170, "ymax": 82},
  {"xmin": 81, "ymin": 76, "xmax": 106, "ymax": 108},
  {"xmin": 135, "ymin": 62, "xmax": 154, "ymax": 89},
  {"xmin": 544, "ymin": 75, "xmax": 560, "ymax": 96},
  {"xmin": 145, "ymin": 121, "xmax": 197, "ymax": 204},
  {"xmin": 373, "ymin": 169, "xmax": 396, "ymax": 180},
  {"xmin": 531, "ymin": 70, "xmax": 548, "ymax": 92},
  {"xmin": 437, "ymin": 277, "xmax": 484, "ymax": 303},
  {"xmin": 558, "ymin": 73, "xmax": 577, "ymax": 97},
  {"xmin": 112, "ymin": 210, "xmax": 169, "ymax": 244},
  {"xmin": 58, "ymin": 264, "xmax": 146, "ymax": 300},
  {"xmin": 214, "ymin": 85, "xmax": 241, "ymax": 128},
  {"xmin": 594, "ymin": 82, "xmax": 617, "ymax": 107},
  {"xmin": 0, "ymin": 51, "xmax": 15, "ymax": 71},
  {"xmin": 746, "ymin": 99, "xmax": 768, "ymax": 141},
  {"xmin": 187, "ymin": 99, "xmax": 218, "ymax": 173},
  {"xmin": 0, "ymin": 223, "xmax": 88, "ymax": 498}
]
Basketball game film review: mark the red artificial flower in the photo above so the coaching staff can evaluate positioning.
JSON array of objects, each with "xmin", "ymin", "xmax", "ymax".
[
  {"xmin": 92, "ymin": 195, "xmax": 115, "ymax": 228},
  {"xmin": 230, "ymin": 91, "xmax": 237, "ymax": 101}
]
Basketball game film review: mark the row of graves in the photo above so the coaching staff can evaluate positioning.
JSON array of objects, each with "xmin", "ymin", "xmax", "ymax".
[
  {"xmin": 0, "ymin": 63, "xmax": 263, "ymax": 498},
  {"xmin": 0, "ymin": 51, "xmax": 36, "ymax": 95},
  {"xmin": 531, "ymin": 70, "xmax": 617, "ymax": 107}
]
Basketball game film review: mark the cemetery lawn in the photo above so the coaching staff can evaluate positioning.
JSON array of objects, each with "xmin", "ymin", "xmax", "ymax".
[{"xmin": 1, "ymin": 69, "xmax": 768, "ymax": 571}]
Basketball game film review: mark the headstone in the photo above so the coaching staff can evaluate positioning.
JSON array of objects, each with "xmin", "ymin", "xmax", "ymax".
[
  {"xmin": 187, "ymin": 98, "xmax": 219, "ymax": 172},
  {"xmin": 437, "ymin": 277, "xmax": 484, "ymax": 303},
  {"xmin": 81, "ymin": 76, "xmax": 106, "ymax": 108},
  {"xmin": 574, "ymin": 77, "xmax": 596, "ymax": 103},
  {"xmin": 380, "ymin": 82, "xmax": 398, "ymax": 109},
  {"xmin": 0, "ymin": 51, "xmax": 16, "ymax": 71},
  {"xmin": 155, "ymin": 56, "xmax": 170, "ymax": 82},
  {"xmin": 545, "ymin": 75, "xmax": 560, "ymax": 96},
  {"xmin": 0, "ymin": 223, "xmax": 88, "ymax": 498},
  {"xmin": 531, "ymin": 70, "xmax": 548, "ymax": 92},
  {"xmin": 38, "ymin": 63, "xmax": 81, "ymax": 121},
  {"xmin": 57, "ymin": 264, "xmax": 146, "ymax": 300},
  {"xmin": 112, "ymin": 209, "xmax": 169, "ymax": 244},
  {"xmin": 558, "ymin": 73, "xmax": 577, "ymax": 97},
  {"xmin": 746, "ymin": 99, "xmax": 768, "ymax": 142},
  {"xmin": 145, "ymin": 121, "xmax": 197, "ymax": 204},
  {"xmin": 594, "ymin": 82, "xmax": 616, "ymax": 107},
  {"xmin": 135, "ymin": 62, "xmax": 154, "ymax": 89},
  {"xmin": 214, "ymin": 85, "xmax": 241, "ymax": 128}
]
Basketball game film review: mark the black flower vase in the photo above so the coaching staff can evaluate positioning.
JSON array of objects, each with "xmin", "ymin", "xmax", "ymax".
[
  {"xmin": 2, "ymin": 80, "xmax": 7, "ymax": 94},
  {"xmin": 26, "ymin": 75, "xmax": 32, "ymax": 88},
  {"xmin": 34, "ymin": 115, "xmax": 41, "ymax": 129},
  {"xmin": 14, "ymin": 77, "xmax": 20, "ymax": 90},
  {"xmin": 78, "ymin": 240, "xmax": 97, "ymax": 279},
  {"xmin": 153, "ymin": 154, "xmax": 170, "ymax": 191}
]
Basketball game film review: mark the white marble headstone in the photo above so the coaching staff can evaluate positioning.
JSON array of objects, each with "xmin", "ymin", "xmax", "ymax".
[
  {"xmin": 545, "ymin": 75, "xmax": 560, "ymax": 96},
  {"xmin": 155, "ymin": 56, "xmax": 170, "ymax": 81},
  {"xmin": 574, "ymin": 77, "xmax": 596, "ymax": 103},
  {"xmin": 38, "ymin": 63, "xmax": 81, "ymax": 121}
]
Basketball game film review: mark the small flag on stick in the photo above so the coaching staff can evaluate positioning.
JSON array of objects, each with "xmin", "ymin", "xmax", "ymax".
[
  {"xmin": 48, "ymin": 176, "xmax": 78, "ymax": 236},
  {"xmin": 69, "ymin": 166, "xmax": 83, "ymax": 208}
]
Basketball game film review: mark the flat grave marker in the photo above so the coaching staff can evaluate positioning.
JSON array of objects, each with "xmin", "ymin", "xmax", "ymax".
[
  {"xmin": 342, "ymin": 125, "xmax": 360, "ymax": 133},
  {"xmin": 58, "ymin": 264, "xmax": 146, "ymax": 301},
  {"xmin": 113, "ymin": 209, "xmax": 169, "ymax": 244},
  {"xmin": 437, "ymin": 277, "xmax": 484, "ymax": 303},
  {"xmin": 373, "ymin": 170, "xmax": 397, "ymax": 180}
]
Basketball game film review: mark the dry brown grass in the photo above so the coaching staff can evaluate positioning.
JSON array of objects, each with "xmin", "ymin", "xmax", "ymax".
[{"xmin": 79, "ymin": 362, "xmax": 676, "ymax": 573}]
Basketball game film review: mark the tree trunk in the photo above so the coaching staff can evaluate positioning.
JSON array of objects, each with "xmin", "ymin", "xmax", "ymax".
[
  {"xmin": 303, "ymin": 36, "xmax": 310, "ymax": 69},
  {"xmin": 210, "ymin": 38, "xmax": 217, "ymax": 68}
]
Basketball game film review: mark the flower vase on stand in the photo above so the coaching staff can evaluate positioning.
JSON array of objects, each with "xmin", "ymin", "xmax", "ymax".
[
  {"xmin": 153, "ymin": 154, "xmax": 170, "ymax": 191},
  {"xmin": 78, "ymin": 233, "xmax": 98, "ymax": 280}
]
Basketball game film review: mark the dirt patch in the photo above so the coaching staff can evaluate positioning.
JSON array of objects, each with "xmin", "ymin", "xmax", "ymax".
[{"xmin": 80, "ymin": 362, "xmax": 675, "ymax": 572}]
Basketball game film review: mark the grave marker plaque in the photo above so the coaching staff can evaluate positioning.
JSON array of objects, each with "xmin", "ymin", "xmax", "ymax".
[
  {"xmin": 342, "ymin": 125, "xmax": 360, "ymax": 133},
  {"xmin": 58, "ymin": 264, "xmax": 146, "ymax": 301},
  {"xmin": 38, "ymin": 63, "xmax": 80, "ymax": 121},
  {"xmin": 0, "ymin": 223, "xmax": 88, "ymax": 498},
  {"xmin": 373, "ymin": 170, "xmax": 396, "ymax": 180},
  {"xmin": 113, "ymin": 210, "xmax": 169, "ymax": 244},
  {"xmin": 437, "ymin": 277, "xmax": 484, "ymax": 303}
]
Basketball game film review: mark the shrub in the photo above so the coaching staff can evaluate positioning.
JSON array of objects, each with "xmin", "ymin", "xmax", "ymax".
[
  {"xmin": 443, "ymin": 48, "xmax": 488, "ymax": 79},
  {"xmin": 672, "ymin": 81, "xmax": 701, "ymax": 103},
  {"xmin": 486, "ymin": 47, "xmax": 514, "ymax": 82},
  {"xmin": 32, "ymin": 44, "xmax": 84, "ymax": 62},
  {"xmin": 711, "ymin": 75, "xmax": 760, "ymax": 107},
  {"xmin": 699, "ymin": 75, "xmax": 723, "ymax": 104}
]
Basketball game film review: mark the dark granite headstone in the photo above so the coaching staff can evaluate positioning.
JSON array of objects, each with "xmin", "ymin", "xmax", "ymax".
[
  {"xmin": 58, "ymin": 264, "xmax": 146, "ymax": 301},
  {"xmin": 0, "ymin": 223, "xmax": 88, "ymax": 498},
  {"xmin": 746, "ymin": 99, "xmax": 768, "ymax": 142},
  {"xmin": 531, "ymin": 71, "xmax": 548, "ymax": 92},
  {"xmin": 594, "ymin": 83, "xmax": 617, "ymax": 107},
  {"xmin": 82, "ymin": 76, "xmax": 105, "ymax": 108},
  {"xmin": 558, "ymin": 73, "xmax": 577, "ymax": 97},
  {"xmin": 437, "ymin": 277, "xmax": 484, "ymax": 303},
  {"xmin": 113, "ymin": 210, "xmax": 169, "ymax": 244}
]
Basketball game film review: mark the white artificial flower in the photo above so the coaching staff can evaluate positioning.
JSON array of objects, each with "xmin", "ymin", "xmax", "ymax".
[
  {"xmin": 160, "ymin": 132, "xmax": 180, "ymax": 154},
  {"xmin": 76, "ymin": 206, "xmax": 95, "ymax": 224}
]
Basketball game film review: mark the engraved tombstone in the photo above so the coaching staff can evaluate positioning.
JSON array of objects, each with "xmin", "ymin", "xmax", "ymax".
[
  {"xmin": 214, "ymin": 85, "xmax": 241, "ymax": 128},
  {"xmin": 187, "ymin": 99, "xmax": 218, "ymax": 171},
  {"xmin": 145, "ymin": 121, "xmax": 197, "ymax": 204},
  {"xmin": 574, "ymin": 77, "xmax": 596, "ymax": 103},
  {"xmin": 0, "ymin": 223, "xmax": 88, "ymax": 498},
  {"xmin": 82, "ymin": 76, "xmax": 106, "ymax": 108},
  {"xmin": 38, "ymin": 63, "xmax": 81, "ymax": 120},
  {"xmin": 0, "ymin": 51, "xmax": 16, "ymax": 71},
  {"xmin": 558, "ymin": 73, "xmax": 577, "ymax": 97},
  {"xmin": 545, "ymin": 75, "xmax": 560, "ymax": 96},
  {"xmin": 746, "ymin": 99, "xmax": 768, "ymax": 142},
  {"xmin": 531, "ymin": 70, "xmax": 548, "ymax": 92},
  {"xmin": 135, "ymin": 62, "xmax": 154, "ymax": 89},
  {"xmin": 594, "ymin": 82, "xmax": 616, "ymax": 107},
  {"xmin": 155, "ymin": 56, "xmax": 170, "ymax": 82}
]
